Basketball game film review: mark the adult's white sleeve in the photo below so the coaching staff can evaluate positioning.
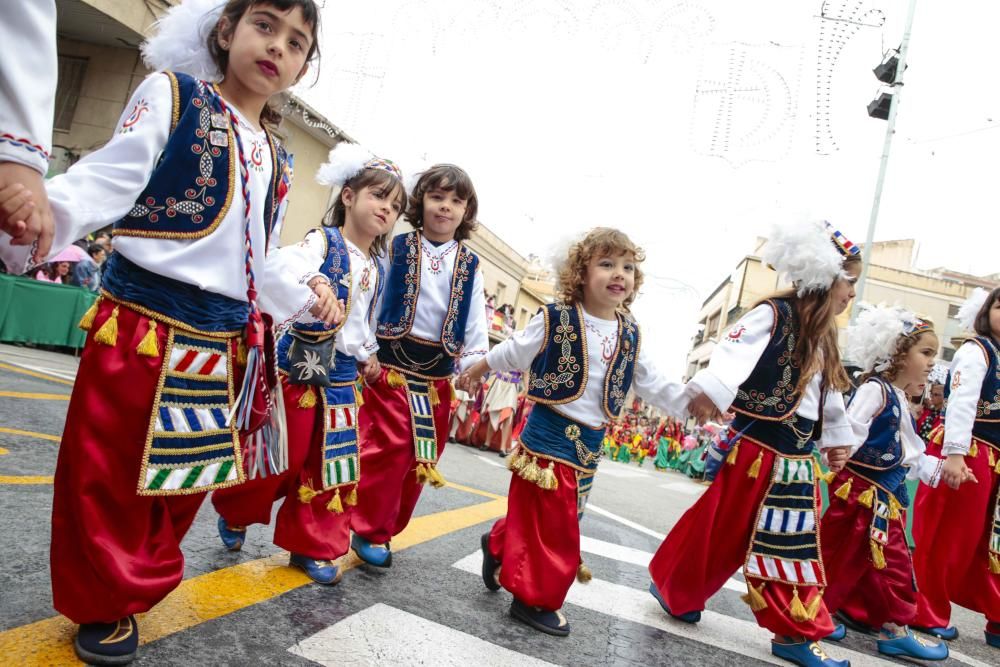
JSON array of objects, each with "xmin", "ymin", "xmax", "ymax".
[
  {"xmin": 687, "ymin": 304, "xmax": 774, "ymax": 412},
  {"xmin": 817, "ymin": 388, "xmax": 854, "ymax": 449},
  {"xmin": 458, "ymin": 267, "xmax": 489, "ymax": 373},
  {"xmin": 0, "ymin": 0, "xmax": 56, "ymax": 174},
  {"xmin": 484, "ymin": 310, "xmax": 545, "ymax": 372},
  {"xmin": 259, "ymin": 228, "xmax": 326, "ymax": 329},
  {"xmin": 632, "ymin": 344, "xmax": 690, "ymax": 419},
  {"xmin": 0, "ymin": 72, "xmax": 172, "ymax": 273},
  {"xmin": 942, "ymin": 342, "xmax": 988, "ymax": 456}
]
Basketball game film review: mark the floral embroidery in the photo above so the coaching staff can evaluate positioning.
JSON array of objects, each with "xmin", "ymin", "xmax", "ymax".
[
  {"xmin": 726, "ymin": 324, "xmax": 746, "ymax": 343},
  {"xmin": 975, "ymin": 338, "xmax": 1000, "ymax": 418},
  {"xmin": 378, "ymin": 233, "xmax": 420, "ymax": 338},
  {"xmin": 441, "ymin": 244, "xmax": 473, "ymax": 355},
  {"xmin": 736, "ymin": 301, "xmax": 799, "ymax": 414},
  {"xmin": 606, "ymin": 316, "xmax": 638, "ymax": 416},
  {"xmin": 529, "ymin": 304, "xmax": 581, "ymax": 397},
  {"xmin": 120, "ymin": 99, "xmax": 150, "ymax": 133}
]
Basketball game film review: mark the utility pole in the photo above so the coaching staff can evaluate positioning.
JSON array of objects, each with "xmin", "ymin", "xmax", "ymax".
[{"xmin": 849, "ymin": 0, "xmax": 918, "ymax": 325}]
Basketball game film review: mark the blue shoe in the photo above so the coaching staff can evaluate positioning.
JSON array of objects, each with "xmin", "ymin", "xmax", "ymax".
[
  {"xmin": 289, "ymin": 554, "xmax": 342, "ymax": 585},
  {"xmin": 986, "ymin": 629, "xmax": 1000, "ymax": 648},
  {"xmin": 509, "ymin": 598, "xmax": 570, "ymax": 637},
  {"xmin": 74, "ymin": 616, "xmax": 138, "ymax": 665},
  {"xmin": 912, "ymin": 624, "xmax": 958, "ymax": 640},
  {"xmin": 351, "ymin": 533, "xmax": 392, "ymax": 568},
  {"xmin": 648, "ymin": 581, "xmax": 701, "ymax": 623},
  {"xmin": 877, "ymin": 628, "xmax": 948, "ymax": 660},
  {"xmin": 826, "ymin": 624, "xmax": 846, "ymax": 642},
  {"xmin": 217, "ymin": 516, "xmax": 246, "ymax": 551},
  {"xmin": 480, "ymin": 533, "xmax": 501, "ymax": 591},
  {"xmin": 771, "ymin": 639, "xmax": 849, "ymax": 667}
]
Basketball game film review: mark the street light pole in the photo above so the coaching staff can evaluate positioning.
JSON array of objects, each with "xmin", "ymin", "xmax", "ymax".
[{"xmin": 849, "ymin": 0, "xmax": 919, "ymax": 325}]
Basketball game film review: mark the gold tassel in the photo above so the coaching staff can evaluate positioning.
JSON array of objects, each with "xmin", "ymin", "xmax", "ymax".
[
  {"xmin": 135, "ymin": 319, "xmax": 160, "ymax": 357},
  {"xmin": 789, "ymin": 587, "xmax": 810, "ymax": 623},
  {"xmin": 428, "ymin": 382, "xmax": 440, "ymax": 407},
  {"xmin": 741, "ymin": 581, "xmax": 769, "ymax": 612},
  {"xmin": 870, "ymin": 540, "xmax": 887, "ymax": 569},
  {"xmin": 726, "ymin": 441, "xmax": 740, "ymax": 465},
  {"xmin": 970, "ymin": 441, "xmax": 979, "ymax": 458},
  {"xmin": 988, "ymin": 446, "xmax": 996, "ymax": 469},
  {"xmin": 386, "ymin": 369, "xmax": 406, "ymax": 388},
  {"xmin": 449, "ymin": 383, "xmax": 456, "ymax": 402},
  {"xmin": 521, "ymin": 456, "xmax": 541, "ymax": 483},
  {"xmin": 537, "ymin": 461, "xmax": 559, "ymax": 490},
  {"xmin": 78, "ymin": 297, "xmax": 100, "ymax": 331},
  {"xmin": 989, "ymin": 553, "xmax": 1000, "ymax": 575},
  {"xmin": 93, "ymin": 305, "xmax": 120, "ymax": 346},
  {"xmin": 888, "ymin": 495, "xmax": 902, "ymax": 520},
  {"xmin": 415, "ymin": 463, "xmax": 430, "ymax": 485},
  {"xmin": 354, "ymin": 382, "xmax": 364, "ymax": 407},
  {"xmin": 345, "ymin": 485, "xmax": 358, "ymax": 507},
  {"xmin": 236, "ymin": 338, "xmax": 248, "ymax": 367},
  {"xmin": 747, "ymin": 450, "xmax": 763, "ymax": 479},
  {"xmin": 813, "ymin": 460, "xmax": 836, "ymax": 485},
  {"xmin": 576, "ymin": 563, "xmax": 593, "ymax": 583},
  {"xmin": 326, "ymin": 488, "xmax": 344, "ymax": 514},
  {"xmin": 427, "ymin": 464, "xmax": 446, "ymax": 488},
  {"xmin": 857, "ymin": 485, "xmax": 875, "ymax": 509},
  {"xmin": 507, "ymin": 450, "xmax": 525, "ymax": 472},
  {"xmin": 297, "ymin": 483, "xmax": 319, "ymax": 504},
  {"xmin": 805, "ymin": 589, "xmax": 823, "ymax": 621},
  {"xmin": 833, "ymin": 477, "xmax": 853, "ymax": 501},
  {"xmin": 298, "ymin": 386, "xmax": 317, "ymax": 409},
  {"xmin": 994, "ymin": 457, "xmax": 1000, "ymax": 475}
]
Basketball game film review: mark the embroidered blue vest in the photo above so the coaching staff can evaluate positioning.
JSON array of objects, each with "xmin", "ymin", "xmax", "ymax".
[
  {"xmin": 375, "ymin": 231, "xmax": 479, "ymax": 357},
  {"xmin": 730, "ymin": 298, "xmax": 804, "ymax": 421},
  {"xmin": 520, "ymin": 404, "xmax": 605, "ymax": 472},
  {"xmin": 526, "ymin": 302, "xmax": 640, "ymax": 420},
  {"xmin": 845, "ymin": 377, "xmax": 910, "ymax": 505},
  {"xmin": 971, "ymin": 336, "xmax": 1000, "ymax": 445},
  {"xmin": 114, "ymin": 71, "xmax": 288, "ymax": 245}
]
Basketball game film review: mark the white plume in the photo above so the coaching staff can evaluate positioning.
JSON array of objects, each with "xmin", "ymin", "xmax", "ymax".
[
  {"xmin": 315, "ymin": 142, "xmax": 373, "ymax": 188},
  {"xmin": 846, "ymin": 303, "xmax": 915, "ymax": 373},
  {"xmin": 928, "ymin": 363, "xmax": 950, "ymax": 386},
  {"xmin": 141, "ymin": 0, "xmax": 226, "ymax": 81},
  {"xmin": 760, "ymin": 219, "xmax": 845, "ymax": 296},
  {"xmin": 957, "ymin": 287, "xmax": 989, "ymax": 332}
]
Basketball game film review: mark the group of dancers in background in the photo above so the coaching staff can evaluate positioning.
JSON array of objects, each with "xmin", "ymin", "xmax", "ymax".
[{"xmin": 0, "ymin": 2, "xmax": 997, "ymax": 667}]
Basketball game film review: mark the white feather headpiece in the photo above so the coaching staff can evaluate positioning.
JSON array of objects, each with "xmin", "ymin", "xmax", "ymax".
[
  {"xmin": 760, "ymin": 219, "xmax": 846, "ymax": 296},
  {"xmin": 846, "ymin": 302, "xmax": 931, "ymax": 373},
  {"xmin": 141, "ymin": 0, "xmax": 226, "ymax": 82},
  {"xmin": 315, "ymin": 142, "xmax": 403, "ymax": 188},
  {"xmin": 957, "ymin": 287, "xmax": 989, "ymax": 332}
]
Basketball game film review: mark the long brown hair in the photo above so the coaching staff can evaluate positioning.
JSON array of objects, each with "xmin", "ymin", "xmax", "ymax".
[
  {"xmin": 322, "ymin": 168, "xmax": 405, "ymax": 257},
  {"xmin": 974, "ymin": 287, "xmax": 1000, "ymax": 338}
]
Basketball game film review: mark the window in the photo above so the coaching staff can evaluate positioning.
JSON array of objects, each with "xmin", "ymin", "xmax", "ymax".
[
  {"xmin": 55, "ymin": 56, "xmax": 89, "ymax": 132},
  {"xmin": 947, "ymin": 303, "xmax": 961, "ymax": 319},
  {"xmin": 496, "ymin": 281, "xmax": 507, "ymax": 302}
]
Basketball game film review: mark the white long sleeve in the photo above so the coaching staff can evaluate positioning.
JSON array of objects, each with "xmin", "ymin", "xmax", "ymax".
[
  {"xmin": 942, "ymin": 341, "xmax": 990, "ymax": 456},
  {"xmin": 632, "ymin": 345, "xmax": 690, "ymax": 420},
  {"xmin": 459, "ymin": 268, "xmax": 489, "ymax": 372},
  {"xmin": 485, "ymin": 310, "xmax": 545, "ymax": 372},
  {"xmin": 0, "ymin": 0, "xmax": 56, "ymax": 174},
  {"xmin": 846, "ymin": 381, "xmax": 942, "ymax": 486},
  {"xmin": 688, "ymin": 304, "xmax": 773, "ymax": 411},
  {"xmin": 260, "ymin": 228, "xmax": 325, "ymax": 328}
]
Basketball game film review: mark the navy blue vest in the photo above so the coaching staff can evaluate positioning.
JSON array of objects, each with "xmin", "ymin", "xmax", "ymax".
[
  {"xmin": 375, "ymin": 231, "xmax": 479, "ymax": 357},
  {"xmin": 971, "ymin": 336, "xmax": 1000, "ymax": 445},
  {"xmin": 845, "ymin": 377, "xmax": 910, "ymax": 505},
  {"xmin": 730, "ymin": 298, "xmax": 804, "ymax": 421},
  {"xmin": 114, "ymin": 71, "xmax": 287, "ymax": 245},
  {"xmin": 526, "ymin": 302, "xmax": 640, "ymax": 420}
]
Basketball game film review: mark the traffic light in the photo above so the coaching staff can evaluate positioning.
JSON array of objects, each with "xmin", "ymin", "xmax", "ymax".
[{"xmin": 867, "ymin": 93, "xmax": 892, "ymax": 120}]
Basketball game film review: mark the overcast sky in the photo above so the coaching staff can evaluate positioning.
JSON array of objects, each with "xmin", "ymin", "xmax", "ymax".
[{"xmin": 296, "ymin": 0, "xmax": 998, "ymax": 376}]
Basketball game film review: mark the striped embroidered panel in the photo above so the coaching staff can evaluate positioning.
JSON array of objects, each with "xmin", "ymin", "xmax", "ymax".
[
  {"xmin": 322, "ymin": 382, "xmax": 360, "ymax": 491},
  {"xmin": 406, "ymin": 378, "xmax": 439, "ymax": 464},
  {"xmin": 577, "ymin": 472, "xmax": 595, "ymax": 519}
]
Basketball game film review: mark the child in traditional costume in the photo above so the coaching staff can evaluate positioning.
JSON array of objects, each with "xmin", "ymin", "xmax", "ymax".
[
  {"xmin": 213, "ymin": 144, "xmax": 404, "ymax": 584},
  {"xmin": 911, "ymin": 287, "xmax": 1000, "ymax": 647},
  {"xmin": 647, "ymin": 220, "xmax": 862, "ymax": 667},
  {"xmin": 461, "ymin": 228, "xmax": 691, "ymax": 636},
  {"xmin": 349, "ymin": 164, "xmax": 489, "ymax": 567},
  {"xmin": 915, "ymin": 364, "xmax": 948, "ymax": 443},
  {"xmin": 820, "ymin": 304, "xmax": 951, "ymax": 660},
  {"xmin": 4, "ymin": 1, "xmax": 323, "ymax": 663}
]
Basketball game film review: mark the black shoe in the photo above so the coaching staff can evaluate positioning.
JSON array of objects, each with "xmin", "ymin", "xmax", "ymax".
[
  {"xmin": 834, "ymin": 609, "xmax": 876, "ymax": 635},
  {"xmin": 480, "ymin": 533, "xmax": 501, "ymax": 591},
  {"xmin": 74, "ymin": 616, "xmax": 138, "ymax": 665},
  {"xmin": 498, "ymin": 450, "xmax": 510, "ymax": 458},
  {"xmin": 509, "ymin": 598, "xmax": 570, "ymax": 637}
]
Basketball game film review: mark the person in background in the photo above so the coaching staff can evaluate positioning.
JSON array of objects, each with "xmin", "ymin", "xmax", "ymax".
[
  {"xmin": 70, "ymin": 243, "xmax": 106, "ymax": 292},
  {"xmin": 35, "ymin": 260, "xmax": 71, "ymax": 284}
]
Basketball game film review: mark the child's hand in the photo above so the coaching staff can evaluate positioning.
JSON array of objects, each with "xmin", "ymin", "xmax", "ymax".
[
  {"xmin": 308, "ymin": 279, "xmax": 344, "ymax": 326},
  {"xmin": 0, "ymin": 182, "xmax": 36, "ymax": 236},
  {"xmin": 360, "ymin": 356, "xmax": 380, "ymax": 384},
  {"xmin": 456, "ymin": 359, "xmax": 488, "ymax": 395},
  {"xmin": 0, "ymin": 163, "xmax": 54, "ymax": 261},
  {"xmin": 941, "ymin": 453, "xmax": 973, "ymax": 489},
  {"xmin": 825, "ymin": 446, "xmax": 850, "ymax": 472},
  {"xmin": 688, "ymin": 393, "xmax": 723, "ymax": 425}
]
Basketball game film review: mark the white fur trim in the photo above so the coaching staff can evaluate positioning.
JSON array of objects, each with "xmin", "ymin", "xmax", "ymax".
[
  {"xmin": 957, "ymin": 287, "xmax": 989, "ymax": 333},
  {"xmin": 760, "ymin": 219, "xmax": 845, "ymax": 296},
  {"xmin": 141, "ymin": 0, "xmax": 226, "ymax": 82},
  {"xmin": 315, "ymin": 142, "xmax": 374, "ymax": 188}
]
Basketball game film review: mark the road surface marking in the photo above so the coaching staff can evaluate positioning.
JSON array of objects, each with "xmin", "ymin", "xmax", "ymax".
[
  {"xmin": 0, "ymin": 426, "xmax": 61, "ymax": 442},
  {"xmin": 0, "ymin": 390, "xmax": 70, "ymax": 400},
  {"xmin": 0, "ymin": 476, "xmax": 53, "ymax": 485},
  {"xmin": 475, "ymin": 454, "xmax": 508, "ymax": 469},
  {"xmin": 658, "ymin": 481, "xmax": 706, "ymax": 495},
  {"xmin": 0, "ymin": 362, "xmax": 75, "ymax": 386}
]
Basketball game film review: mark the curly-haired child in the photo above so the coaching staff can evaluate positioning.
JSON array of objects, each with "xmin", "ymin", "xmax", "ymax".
[{"xmin": 459, "ymin": 227, "xmax": 692, "ymax": 636}]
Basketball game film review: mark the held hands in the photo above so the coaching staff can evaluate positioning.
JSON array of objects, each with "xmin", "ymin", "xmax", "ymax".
[
  {"xmin": 688, "ymin": 392, "xmax": 724, "ymax": 425},
  {"xmin": 0, "ymin": 163, "xmax": 55, "ymax": 261},
  {"xmin": 359, "ymin": 356, "xmax": 381, "ymax": 384},
  {"xmin": 941, "ymin": 453, "xmax": 977, "ymax": 490},
  {"xmin": 825, "ymin": 446, "xmax": 850, "ymax": 473},
  {"xmin": 308, "ymin": 278, "xmax": 345, "ymax": 326},
  {"xmin": 456, "ymin": 358, "xmax": 489, "ymax": 396}
]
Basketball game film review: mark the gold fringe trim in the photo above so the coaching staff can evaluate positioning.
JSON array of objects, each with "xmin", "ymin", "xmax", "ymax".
[
  {"xmin": 428, "ymin": 382, "xmax": 440, "ymax": 407},
  {"xmin": 888, "ymin": 495, "xmax": 902, "ymax": 520},
  {"xmin": 521, "ymin": 456, "xmax": 541, "ymax": 484},
  {"xmin": 871, "ymin": 540, "xmax": 887, "ymax": 569},
  {"xmin": 857, "ymin": 485, "xmax": 874, "ymax": 509},
  {"xmin": 386, "ymin": 369, "xmax": 406, "ymax": 388},
  {"xmin": 345, "ymin": 484, "xmax": 358, "ymax": 507},
  {"xmin": 136, "ymin": 320, "xmax": 160, "ymax": 357},
  {"xmin": 78, "ymin": 297, "xmax": 100, "ymax": 331},
  {"xmin": 741, "ymin": 581, "xmax": 768, "ymax": 612},
  {"xmin": 93, "ymin": 305, "xmax": 120, "ymax": 346},
  {"xmin": 537, "ymin": 461, "xmax": 559, "ymax": 490},
  {"xmin": 833, "ymin": 477, "xmax": 853, "ymax": 501},
  {"xmin": 298, "ymin": 482, "xmax": 319, "ymax": 504},
  {"xmin": 789, "ymin": 587, "xmax": 810, "ymax": 622},
  {"xmin": 726, "ymin": 442, "xmax": 740, "ymax": 465},
  {"xmin": 426, "ymin": 464, "xmax": 446, "ymax": 488},
  {"xmin": 298, "ymin": 386, "xmax": 317, "ymax": 409},
  {"xmin": 508, "ymin": 450, "xmax": 527, "ymax": 473},
  {"xmin": 576, "ymin": 563, "xmax": 593, "ymax": 583},
  {"xmin": 747, "ymin": 450, "xmax": 763, "ymax": 479},
  {"xmin": 415, "ymin": 463, "xmax": 430, "ymax": 485},
  {"xmin": 989, "ymin": 553, "xmax": 1000, "ymax": 575},
  {"xmin": 326, "ymin": 488, "xmax": 344, "ymax": 514},
  {"xmin": 970, "ymin": 441, "xmax": 979, "ymax": 458}
]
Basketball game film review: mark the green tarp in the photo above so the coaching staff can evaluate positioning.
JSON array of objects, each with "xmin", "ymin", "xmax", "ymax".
[{"xmin": 0, "ymin": 273, "xmax": 96, "ymax": 349}]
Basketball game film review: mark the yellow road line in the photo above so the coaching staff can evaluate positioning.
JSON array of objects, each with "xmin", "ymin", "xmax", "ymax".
[
  {"xmin": 0, "ymin": 495, "xmax": 507, "ymax": 665},
  {"xmin": 0, "ymin": 427, "xmax": 61, "ymax": 443},
  {"xmin": 0, "ymin": 390, "xmax": 70, "ymax": 400},
  {"xmin": 0, "ymin": 447, "xmax": 7, "ymax": 455},
  {"xmin": 0, "ymin": 475, "xmax": 53, "ymax": 485},
  {"xmin": 0, "ymin": 362, "xmax": 75, "ymax": 387},
  {"xmin": 446, "ymin": 480, "xmax": 506, "ymax": 501}
]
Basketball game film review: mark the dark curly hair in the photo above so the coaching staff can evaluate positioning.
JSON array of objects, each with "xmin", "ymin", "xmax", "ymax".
[
  {"xmin": 556, "ymin": 227, "xmax": 645, "ymax": 312},
  {"xmin": 405, "ymin": 164, "xmax": 479, "ymax": 241}
]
